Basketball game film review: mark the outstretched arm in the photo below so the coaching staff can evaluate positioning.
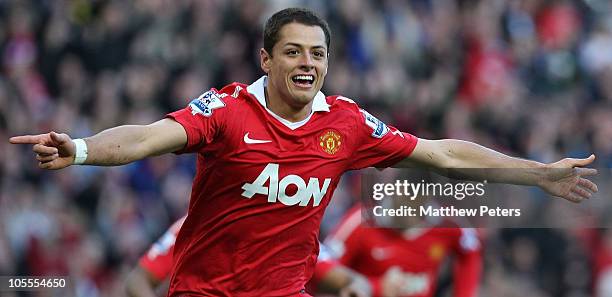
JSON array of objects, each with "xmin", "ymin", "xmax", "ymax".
[
  {"xmin": 394, "ymin": 139, "xmax": 598, "ymax": 202},
  {"xmin": 9, "ymin": 118, "xmax": 187, "ymax": 169}
]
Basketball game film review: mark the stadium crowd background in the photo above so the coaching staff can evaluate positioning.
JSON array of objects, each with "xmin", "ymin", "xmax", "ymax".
[{"xmin": 1, "ymin": 0, "xmax": 612, "ymax": 296}]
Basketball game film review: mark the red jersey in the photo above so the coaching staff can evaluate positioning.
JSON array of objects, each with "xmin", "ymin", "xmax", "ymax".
[
  {"xmin": 139, "ymin": 216, "xmax": 342, "ymax": 295},
  {"xmin": 164, "ymin": 76, "xmax": 418, "ymax": 296},
  {"xmin": 139, "ymin": 217, "xmax": 186, "ymax": 281},
  {"xmin": 326, "ymin": 207, "xmax": 481, "ymax": 297}
]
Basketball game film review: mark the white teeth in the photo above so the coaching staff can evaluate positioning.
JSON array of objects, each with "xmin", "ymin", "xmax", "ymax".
[{"xmin": 293, "ymin": 75, "xmax": 314, "ymax": 82}]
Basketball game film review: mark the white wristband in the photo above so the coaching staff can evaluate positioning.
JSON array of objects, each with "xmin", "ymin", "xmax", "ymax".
[{"xmin": 72, "ymin": 139, "xmax": 88, "ymax": 165}]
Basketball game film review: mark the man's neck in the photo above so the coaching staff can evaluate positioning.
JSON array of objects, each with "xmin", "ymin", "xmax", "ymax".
[{"xmin": 264, "ymin": 85, "xmax": 313, "ymax": 123}]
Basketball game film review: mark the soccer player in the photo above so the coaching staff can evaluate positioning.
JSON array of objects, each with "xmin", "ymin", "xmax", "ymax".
[
  {"xmin": 10, "ymin": 7, "xmax": 598, "ymax": 297},
  {"xmin": 325, "ymin": 206, "xmax": 481, "ymax": 297}
]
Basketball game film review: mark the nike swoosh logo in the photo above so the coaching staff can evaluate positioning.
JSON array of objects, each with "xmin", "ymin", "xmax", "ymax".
[{"xmin": 243, "ymin": 133, "xmax": 272, "ymax": 144}]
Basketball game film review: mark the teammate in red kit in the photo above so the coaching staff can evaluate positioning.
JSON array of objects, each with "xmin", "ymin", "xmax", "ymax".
[
  {"xmin": 325, "ymin": 207, "xmax": 481, "ymax": 297},
  {"xmin": 10, "ymin": 7, "xmax": 598, "ymax": 297}
]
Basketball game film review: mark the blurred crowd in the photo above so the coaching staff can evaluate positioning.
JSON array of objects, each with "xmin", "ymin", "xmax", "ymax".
[{"xmin": 1, "ymin": 0, "xmax": 612, "ymax": 296}]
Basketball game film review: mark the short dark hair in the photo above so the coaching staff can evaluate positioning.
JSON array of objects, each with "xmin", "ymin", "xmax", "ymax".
[{"xmin": 263, "ymin": 8, "xmax": 331, "ymax": 56}]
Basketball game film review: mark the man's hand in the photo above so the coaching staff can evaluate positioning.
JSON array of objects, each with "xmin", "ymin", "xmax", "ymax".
[
  {"xmin": 9, "ymin": 131, "xmax": 76, "ymax": 170},
  {"xmin": 339, "ymin": 274, "xmax": 372, "ymax": 297},
  {"xmin": 538, "ymin": 154, "xmax": 598, "ymax": 203}
]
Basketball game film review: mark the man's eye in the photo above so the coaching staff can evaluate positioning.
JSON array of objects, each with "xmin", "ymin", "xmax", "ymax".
[
  {"xmin": 313, "ymin": 51, "xmax": 325, "ymax": 58},
  {"xmin": 287, "ymin": 50, "xmax": 299, "ymax": 55}
]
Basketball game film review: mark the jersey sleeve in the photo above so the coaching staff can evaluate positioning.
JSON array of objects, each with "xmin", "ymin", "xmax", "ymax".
[
  {"xmin": 139, "ymin": 245, "xmax": 175, "ymax": 282},
  {"xmin": 451, "ymin": 228, "xmax": 482, "ymax": 297},
  {"xmin": 348, "ymin": 107, "xmax": 418, "ymax": 170},
  {"xmin": 138, "ymin": 217, "xmax": 186, "ymax": 282},
  {"xmin": 165, "ymin": 88, "xmax": 229, "ymax": 154}
]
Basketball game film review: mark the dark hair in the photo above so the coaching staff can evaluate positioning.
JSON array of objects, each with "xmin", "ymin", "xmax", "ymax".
[{"xmin": 263, "ymin": 8, "xmax": 331, "ymax": 56}]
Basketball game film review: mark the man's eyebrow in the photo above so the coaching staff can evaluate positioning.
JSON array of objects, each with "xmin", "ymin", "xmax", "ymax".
[{"xmin": 283, "ymin": 42, "xmax": 327, "ymax": 50}]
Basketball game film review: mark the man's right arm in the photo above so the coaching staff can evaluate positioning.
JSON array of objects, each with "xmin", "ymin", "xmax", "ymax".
[
  {"xmin": 9, "ymin": 118, "xmax": 187, "ymax": 169},
  {"xmin": 82, "ymin": 119, "xmax": 187, "ymax": 165}
]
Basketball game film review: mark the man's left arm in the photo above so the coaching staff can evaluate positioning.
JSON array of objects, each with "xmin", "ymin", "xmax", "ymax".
[{"xmin": 393, "ymin": 138, "xmax": 598, "ymax": 202}]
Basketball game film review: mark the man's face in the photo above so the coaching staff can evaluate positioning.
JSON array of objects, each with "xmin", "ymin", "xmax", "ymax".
[{"xmin": 261, "ymin": 22, "xmax": 328, "ymax": 108}]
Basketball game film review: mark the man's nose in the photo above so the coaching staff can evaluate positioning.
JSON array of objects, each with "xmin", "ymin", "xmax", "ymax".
[{"xmin": 299, "ymin": 53, "xmax": 315, "ymax": 70}]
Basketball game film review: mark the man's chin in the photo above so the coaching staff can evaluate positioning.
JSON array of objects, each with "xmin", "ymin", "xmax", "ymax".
[{"xmin": 290, "ymin": 91, "xmax": 316, "ymax": 104}]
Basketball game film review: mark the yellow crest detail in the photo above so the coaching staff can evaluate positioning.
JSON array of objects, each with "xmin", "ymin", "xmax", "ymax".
[
  {"xmin": 319, "ymin": 130, "xmax": 342, "ymax": 155},
  {"xmin": 429, "ymin": 244, "xmax": 446, "ymax": 261}
]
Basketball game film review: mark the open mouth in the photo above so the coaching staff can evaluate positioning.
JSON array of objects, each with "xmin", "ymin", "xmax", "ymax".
[{"xmin": 291, "ymin": 74, "xmax": 315, "ymax": 88}]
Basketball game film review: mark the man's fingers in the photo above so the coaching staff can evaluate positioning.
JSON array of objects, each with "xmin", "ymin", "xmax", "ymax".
[
  {"xmin": 39, "ymin": 161, "xmax": 53, "ymax": 169},
  {"xmin": 37, "ymin": 153, "xmax": 58, "ymax": 162},
  {"xmin": 578, "ymin": 178, "xmax": 598, "ymax": 193},
  {"xmin": 9, "ymin": 134, "xmax": 47, "ymax": 144},
  {"xmin": 568, "ymin": 154, "xmax": 596, "ymax": 167},
  {"xmin": 38, "ymin": 160, "xmax": 62, "ymax": 170},
  {"xmin": 575, "ymin": 167, "xmax": 598, "ymax": 177},
  {"xmin": 11, "ymin": 132, "xmax": 72, "ymax": 147},
  {"xmin": 49, "ymin": 131, "xmax": 70, "ymax": 145},
  {"xmin": 33, "ymin": 143, "xmax": 59, "ymax": 155},
  {"xmin": 563, "ymin": 192, "xmax": 584, "ymax": 203},
  {"xmin": 571, "ymin": 186, "xmax": 592, "ymax": 200}
]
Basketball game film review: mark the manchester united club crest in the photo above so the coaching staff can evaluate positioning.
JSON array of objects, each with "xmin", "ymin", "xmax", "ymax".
[
  {"xmin": 429, "ymin": 244, "xmax": 446, "ymax": 261},
  {"xmin": 319, "ymin": 130, "xmax": 342, "ymax": 155}
]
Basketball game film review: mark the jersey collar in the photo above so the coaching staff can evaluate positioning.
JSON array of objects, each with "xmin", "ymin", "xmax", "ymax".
[{"xmin": 246, "ymin": 76, "xmax": 330, "ymax": 112}]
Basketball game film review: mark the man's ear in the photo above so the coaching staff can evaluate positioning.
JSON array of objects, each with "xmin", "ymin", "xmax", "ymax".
[{"xmin": 260, "ymin": 48, "xmax": 272, "ymax": 74}]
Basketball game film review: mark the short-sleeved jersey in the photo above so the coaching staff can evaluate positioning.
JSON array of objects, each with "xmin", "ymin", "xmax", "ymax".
[
  {"xmin": 165, "ymin": 76, "xmax": 418, "ymax": 296},
  {"xmin": 139, "ymin": 216, "xmax": 186, "ymax": 281},
  {"xmin": 325, "ymin": 207, "xmax": 481, "ymax": 297}
]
